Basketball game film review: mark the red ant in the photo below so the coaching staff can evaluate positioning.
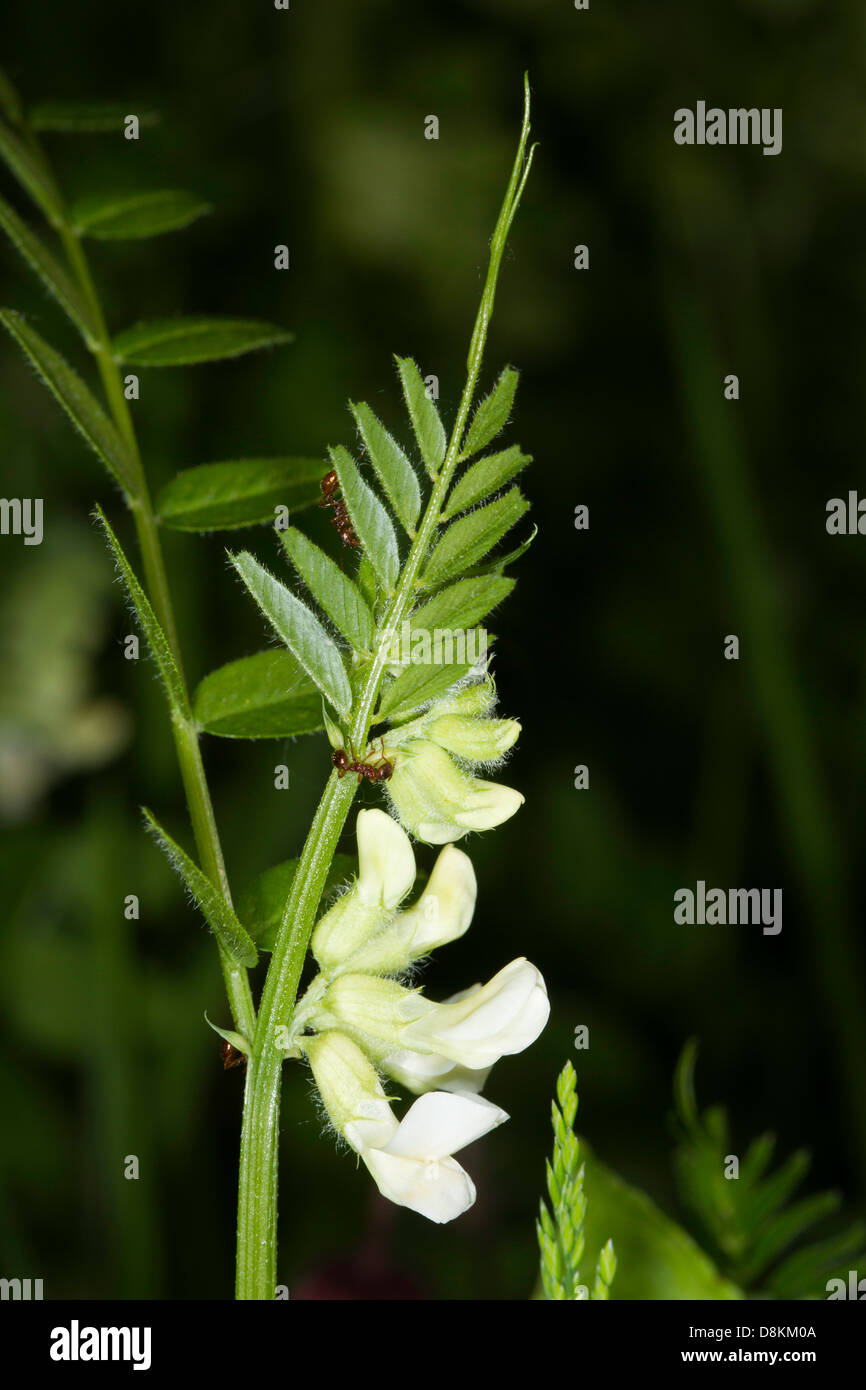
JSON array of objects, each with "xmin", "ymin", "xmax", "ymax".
[
  {"xmin": 332, "ymin": 738, "xmax": 394, "ymax": 784},
  {"xmin": 221, "ymin": 1039, "xmax": 246, "ymax": 1072},
  {"xmin": 320, "ymin": 468, "xmax": 360, "ymax": 551}
]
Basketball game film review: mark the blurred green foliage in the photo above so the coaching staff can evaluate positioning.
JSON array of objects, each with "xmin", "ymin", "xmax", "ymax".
[{"xmin": 1, "ymin": 0, "xmax": 865, "ymax": 1298}]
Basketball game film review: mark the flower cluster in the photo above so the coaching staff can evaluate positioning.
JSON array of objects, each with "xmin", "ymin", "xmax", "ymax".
[
  {"xmin": 288, "ymin": 808, "xmax": 549, "ymax": 1223},
  {"xmin": 384, "ymin": 678, "xmax": 524, "ymax": 844}
]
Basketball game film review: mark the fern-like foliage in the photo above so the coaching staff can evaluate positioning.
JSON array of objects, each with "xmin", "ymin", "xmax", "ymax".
[
  {"xmin": 537, "ymin": 1061, "xmax": 617, "ymax": 1300},
  {"xmin": 228, "ymin": 355, "xmax": 534, "ymax": 744},
  {"xmin": 673, "ymin": 1040, "xmax": 866, "ymax": 1298}
]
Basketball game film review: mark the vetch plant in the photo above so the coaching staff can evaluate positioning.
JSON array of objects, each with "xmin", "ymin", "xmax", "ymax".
[{"xmin": 1, "ymin": 69, "xmax": 543, "ymax": 1297}]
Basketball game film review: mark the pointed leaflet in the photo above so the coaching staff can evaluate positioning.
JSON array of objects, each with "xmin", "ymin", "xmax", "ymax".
[
  {"xmin": 331, "ymin": 445, "xmax": 399, "ymax": 591},
  {"xmin": 193, "ymin": 650, "xmax": 323, "ymax": 739},
  {"xmin": 461, "ymin": 367, "xmax": 519, "ymax": 459},
  {"xmin": 0, "ymin": 115, "xmax": 63, "ymax": 223},
  {"xmin": 379, "ymin": 642, "xmax": 483, "ymax": 722},
  {"xmin": 95, "ymin": 506, "xmax": 190, "ymax": 718},
  {"xmin": 113, "ymin": 317, "xmax": 293, "ymax": 366},
  {"xmin": 72, "ymin": 189, "xmax": 211, "ymax": 240},
  {"xmin": 143, "ymin": 809, "xmax": 258, "ymax": 968},
  {"xmin": 396, "ymin": 355, "xmax": 446, "ymax": 477},
  {"xmin": 0, "ymin": 195, "xmax": 97, "ymax": 341},
  {"xmin": 279, "ymin": 527, "xmax": 374, "ymax": 652},
  {"xmin": 444, "ymin": 445, "xmax": 531, "ymax": 518},
  {"xmin": 421, "ymin": 487, "xmax": 529, "ymax": 588},
  {"xmin": 410, "ymin": 573, "xmax": 514, "ymax": 634},
  {"xmin": 467, "ymin": 523, "xmax": 536, "ymax": 578},
  {"xmin": 28, "ymin": 102, "xmax": 159, "ymax": 133},
  {"xmin": 156, "ymin": 458, "xmax": 324, "ymax": 530},
  {"xmin": 230, "ymin": 551, "xmax": 353, "ymax": 720},
  {"xmin": 350, "ymin": 401, "xmax": 421, "ymax": 532},
  {"xmin": 1, "ymin": 312, "xmax": 137, "ymax": 494}
]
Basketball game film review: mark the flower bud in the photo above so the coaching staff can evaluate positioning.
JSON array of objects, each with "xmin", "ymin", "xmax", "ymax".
[
  {"xmin": 427, "ymin": 714, "xmax": 521, "ymax": 763},
  {"xmin": 428, "ymin": 676, "xmax": 497, "ymax": 720}
]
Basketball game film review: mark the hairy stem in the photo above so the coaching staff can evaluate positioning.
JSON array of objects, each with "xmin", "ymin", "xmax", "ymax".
[
  {"xmin": 235, "ymin": 77, "xmax": 536, "ymax": 1300},
  {"xmin": 28, "ymin": 128, "xmax": 255, "ymax": 1039}
]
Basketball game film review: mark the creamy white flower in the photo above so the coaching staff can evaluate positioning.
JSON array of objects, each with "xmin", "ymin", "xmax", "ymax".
[
  {"xmin": 387, "ymin": 739, "xmax": 524, "ymax": 845},
  {"xmin": 380, "ymin": 1046, "xmax": 492, "ymax": 1096},
  {"xmin": 347, "ymin": 844, "xmax": 477, "ymax": 974},
  {"xmin": 401, "ymin": 958, "xmax": 549, "ymax": 1068},
  {"xmin": 356, "ymin": 808, "xmax": 416, "ymax": 909},
  {"xmin": 305, "ymin": 1031, "xmax": 507, "ymax": 1223},
  {"xmin": 312, "ymin": 810, "xmax": 415, "ymax": 971},
  {"xmin": 314, "ymin": 959, "xmax": 549, "ymax": 1073}
]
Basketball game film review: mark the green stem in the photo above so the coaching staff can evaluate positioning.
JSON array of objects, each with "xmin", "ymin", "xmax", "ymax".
[
  {"xmin": 234, "ymin": 76, "xmax": 536, "ymax": 1300},
  {"xmin": 30, "ymin": 130, "xmax": 255, "ymax": 1040}
]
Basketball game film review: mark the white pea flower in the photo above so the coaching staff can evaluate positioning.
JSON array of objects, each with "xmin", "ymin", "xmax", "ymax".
[
  {"xmin": 312, "ymin": 957, "xmax": 549, "ymax": 1072},
  {"xmin": 294, "ymin": 775, "xmax": 547, "ymax": 1217},
  {"xmin": 386, "ymin": 738, "xmax": 524, "ymax": 845},
  {"xmin": 379, "ymin": 1047, "xmax": 493, "ymax": 1096},
  {"xmin": 312, "ymin": 814, "xmax": 477, "ymax": 978},
  {"xmin": 312, "ymin": 809, "xmax": 414, "ymax": 972},
  {"xmin": 400, "ymin": 958, "xmax": 550, "ymax": 1069},
  {"xmin": 347, "ymin": 843, "xmax": 477, "ymax": 974},
  {"xmin": 304, "ymin": 1031, "xmax": 507, "ymax": 1223}
]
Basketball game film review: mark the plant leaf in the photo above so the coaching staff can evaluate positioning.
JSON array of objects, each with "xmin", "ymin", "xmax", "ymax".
[
  {"xmin": 379, "ymin": 641, "xmax": 482, "ymax": 721},
  {"xmin": 237, "ymin": 854, "xmax": 357, "ymax": 951},
  {"xmin": 350, "ymin": 401, "xmax": 421, "ymax": 533},
  {"xmin": 95, "ymin": 506, "xmax": 190, "ymax": 718},
  {"xmin": 279, "ymin": 527, "xmax": 374, "ymax": 652},
  {"xmin": 0, "ymin": 115, "xmax": 63, "ymax": 223},
  {"xmin": 444, "ymin": 445, "xmax": 530, "ymax": 518},
  {"xmin": 0, "ymin": 68, "xmax": 24, "ymax": 126},
  {"xmin": 143, "ymin": 809, "xmax": 258, "ymax": 968},
  {"xmin": 465, "ymin": 522, "xmax": 537, "ymax": 578},
  {"xmin": 28, "ymin": 101, "xmax": 159, "ymax": 133},
  {"xmin": 767, "ymin": 1226, "xmax": 866, "ymax": 1299},
  {"xmin": 736, "ymin": 1193, "xmax": 841, "ymax": 1288},
  {"xmin": 410, "ymin": 573, "xmax": 515, "ymax": 633},
  {"xmin": 156, "ymin": 458, "xmax": 324, "ymax": 531},
  {"xmin": 1, "ymin": 311, "xmax": 137, "ymax": 493},
  {"xmin": 113, "ymin": 316, "xmax": 292, "ymax": 366},
  {"xmin": 581, "ymin": 1147, "xmax": 743, "ymax": 1300},
  {"xmin": 331, "ymin": 444, "xmax": 399, "ymax": 592},
  {"xmin": 193, "ymin": 650, "xmax": 323, "ymax": 739},
  {"xmin": 421, "ymin": 487, "xmax": 529, "ymax": 588},
  {"xmin": 230, "ymin": 551, "xmax": 353, "ymax": 720},
  {"xmin": 72, "ymin": 189, "xmax": 211, "ymax": 240},
  {"xmin": 0, "ymin": 194, "xmax": 97, "ymax": 341},
  {"xmin": 396, "ymin": 355, "xmax": 446, "ymax": 477},
  {"xmin": 461, "ymin": 367, "xmax": 519, "ymax": 458}
]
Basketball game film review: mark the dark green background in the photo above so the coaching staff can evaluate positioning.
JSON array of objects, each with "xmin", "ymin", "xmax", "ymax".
[{"xmin": 1, "ymin": 0, "xmax": 865, "ymax": 1298}]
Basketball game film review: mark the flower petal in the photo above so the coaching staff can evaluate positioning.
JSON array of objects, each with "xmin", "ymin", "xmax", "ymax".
[
  {"xmin": 362, "ymin": 1149, "xmax": 476, "ymax": 1223},
  {"xmin": 384, "ymin": 1090, "xmax": 508, "ymax": 1159},
  {"xmin": 356, "ymin": 808, "xmax": 416, "ymax": 909}
]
